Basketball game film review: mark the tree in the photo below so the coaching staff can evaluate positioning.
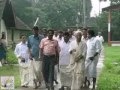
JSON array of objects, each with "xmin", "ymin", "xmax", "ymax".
[
  {"xmin": 12, "ymin": 0, "xmax": 92, "ymax": 29},
  {"xmin": 12, "ymin": 0, "xmax": 33, "ymax": 26}
]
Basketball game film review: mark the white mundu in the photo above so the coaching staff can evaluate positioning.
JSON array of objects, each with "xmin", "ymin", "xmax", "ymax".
[
  {"xmin": 14, "ymin": 42, "xmax": 30, "ymax": 86},
  {"xmin": 85, "ymin": 37, "xmax": 101, "ymax": 79},
  {"xmin": 59, "ymin": 40, "xmax": 71, "ymax": 87},
  {"xmin": 70, "ymin": 40, "xmax": 87, "ymax": 90}
]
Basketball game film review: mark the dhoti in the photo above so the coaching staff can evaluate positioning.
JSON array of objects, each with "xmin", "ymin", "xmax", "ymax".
[{"xmin": 30, "ymin": 59, "xmax": 43, "ymax": 83}]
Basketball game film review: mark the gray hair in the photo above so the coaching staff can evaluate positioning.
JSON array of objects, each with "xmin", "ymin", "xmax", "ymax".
[{"xmin": 74, "ymin": 30, "xmax": 82, "ymax": 36}]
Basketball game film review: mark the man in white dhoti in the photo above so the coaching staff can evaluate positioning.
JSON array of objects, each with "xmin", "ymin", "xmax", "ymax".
[
  {"xmin": 96, "ymin": 32, "xmax": 104, "ymax": 55},
  {"xmin": 85, "ymin": 30, "xmax": 101, "ymax": 89},
  {"xmin": 69, "ymin": 31, "xmax": 87, "ymax": 90},
  {"xmin": 59, "ymin": 32, "xmax": 71, "ymax": 90},
  {"xmin": 14, "ymin": 35, "xmax": 30, "ymax": 88},
  {"xmin": 27, "ymin": 26, "xmax": 43, "ymax": 89}
]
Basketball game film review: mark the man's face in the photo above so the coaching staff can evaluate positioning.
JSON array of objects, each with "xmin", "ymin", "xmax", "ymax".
[
  {"xmin": 48, "ymin": 31, "xmax": 53, "ymax": 39},
  {"xmin": 87, "ymin": 33, "xmax": 91, "ymax": 39},
  {"xmin": 21, "ymin": 36, "xmax": 26, "ymax": 43},
  {"xmin": 82, "ymin": 30, "xmax": 87, "ymax": 37},
  {"xmin": 69, "ymin": 31, "xmax": 73, "ymax": 37},
  {"xmin": 54, "ymin": 31, "xmax": 58, "ymax": 35},
  {"xmin": 64, "ymin": 35, "xmax": 69, "ymax": 42},
  {"xmin": 75, "ymin": 33, "xmax": 82, "ymax": 40},
  {"xmin": 98, "ymin": 32, "xmax": 101, "ymax": 36},
  {"xmin": 32, "ymin": 29, "xmax": 39, "ymax": 35},
  {"xmin": 59, "ymin": 32, "xmax": 63, "ymax": 37}
]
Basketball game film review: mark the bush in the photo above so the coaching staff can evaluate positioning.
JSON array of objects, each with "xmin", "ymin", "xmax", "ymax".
[{"xmin": 7, "ymin": 49, "xmax": 18, "ymax": 64}]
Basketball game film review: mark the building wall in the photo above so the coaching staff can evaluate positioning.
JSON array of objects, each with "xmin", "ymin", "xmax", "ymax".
[{"xmin": 14, "ymin": 30, "xmax": 20, "ymax": 43}]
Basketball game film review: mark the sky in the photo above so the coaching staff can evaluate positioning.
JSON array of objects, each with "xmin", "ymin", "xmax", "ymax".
[{"xmin": 91, "ymin": 0, "xmax": 110, "ymax": 17}]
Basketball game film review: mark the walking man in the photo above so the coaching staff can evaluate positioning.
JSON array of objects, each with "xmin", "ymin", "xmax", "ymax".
[
  {"xmin": 85, "ymin": 30, "xmax": 101, "ymax": 89},
  {"xmin": 14, "ymin": 35, "xmax": 30, "ymax": 87},
  {"xmin": 69, "ymin": 31, "xmax": 87, "ymax": 90},
  {"xmin": 40, "ymin": 29, "xmax": 59, "ymax": 90},
  {"xmin": 27, "ymin": 26, "xmax": 43, "ymax": 89}
]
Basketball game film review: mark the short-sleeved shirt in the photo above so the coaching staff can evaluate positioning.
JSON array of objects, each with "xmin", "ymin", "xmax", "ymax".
[
  {"xmin": 27, "ymin": 35, "xmax": 43, "ymax": 59},
  {"xmin": 40, "ymin": 38, "xmax": 59, "ymax": 55}
]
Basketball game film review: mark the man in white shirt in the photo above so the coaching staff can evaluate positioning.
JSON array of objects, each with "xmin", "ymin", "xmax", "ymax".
[
  {"xmin": 69, "ymin": 31, "xmax": 87, "ymax": 90},
  {"xmin": 14, "ymin": 35, "xmax": 30, "ymax": 88},
  {"xmin": 85, "ymin": 30, "xmax": 101, "ymax": 89},
  {"xmin": 96, "ymin": 32, "xmax": 104, "ymax": 47},
  {"xmin": 59, "ymin": 32, "xmax": 71, "ymax": 90}
]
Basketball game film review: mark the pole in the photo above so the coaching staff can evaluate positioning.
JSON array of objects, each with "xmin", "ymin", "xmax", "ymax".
[
  {"xmin": 108, "ymin": 10, "xmax": 111, "ymax": 46},
  {"xmin": 99, "ymin": 0, "xmax": 101, "ymax": 15},
  {"xmin": 34, "ymin": 17, "xmax": 39, "ymax": 26},
  {"xmin": 83, "ymin": 0, "xmax": 86, "ymax": 28}
]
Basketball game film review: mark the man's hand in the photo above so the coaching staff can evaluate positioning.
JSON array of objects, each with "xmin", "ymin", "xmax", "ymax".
[
  {"xmin": 75, "ymin": 55, "xmax": 84, "ymax": 62},
  {"xmin": 79, "ymin": 55, "xmax": 84, "ymax": 59},
  {"xmin": 70, "ymin": 49, "xmax": 76, "ymax": 54},
  {"xmin": 89, "ymin": 57, "xmax": 94, "ymax": 61}
]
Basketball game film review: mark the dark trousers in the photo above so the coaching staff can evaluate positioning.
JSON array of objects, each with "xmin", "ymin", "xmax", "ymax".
[{"xmin": 42, "ymin": 55, "xmax": 55, "ymax": 87}]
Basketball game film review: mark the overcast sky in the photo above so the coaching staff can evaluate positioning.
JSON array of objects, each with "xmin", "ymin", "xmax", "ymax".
[{"xmin": 91, "ymin": 0, "xmax": 110, "ymax": 17}]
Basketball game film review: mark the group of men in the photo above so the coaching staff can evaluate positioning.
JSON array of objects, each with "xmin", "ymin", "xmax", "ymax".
[{"xmin": 14, "ymin": 26, "xmax": 104, "ymax": 90}]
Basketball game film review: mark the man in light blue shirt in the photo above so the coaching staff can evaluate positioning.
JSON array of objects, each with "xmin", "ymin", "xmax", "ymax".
[{"xmin": 27, "ymin": 26, "xmax": 43, "ymax": 89}]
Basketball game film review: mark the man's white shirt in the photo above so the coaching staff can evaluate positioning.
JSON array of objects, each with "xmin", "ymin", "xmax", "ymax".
[
  {"xmin": 14, "ymin": 42, "xmax": 29, "ymax": 63},
  {"xmin": 59, "ymin": 40, "xmax": 71, "ymax": 65},
  {"xmin": 86, "ymin": 37, "xmax": 101, "ymax": 59}
]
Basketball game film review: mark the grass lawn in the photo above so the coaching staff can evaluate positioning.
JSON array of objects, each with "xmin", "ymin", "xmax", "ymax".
[
  {"xmin": 0, "ymin": 65, "xmax": 20, "ymax": 88},
  {"xmin": 97, "ymin": 46, "xmax": 120, "ymax": 90},
  {"xmin": 0, "ymin": 49, "xmax": 20, "ymax": 88}
]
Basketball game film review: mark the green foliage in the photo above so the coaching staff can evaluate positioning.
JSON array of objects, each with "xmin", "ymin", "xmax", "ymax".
[
  {"xmin": 97, "ymin": 46, "xmax": 120, "ymax": 90},
  {"xmin": 7, "ymin": 49, "xmax": 18, "ymax": 64},
  {"xmin": 12, "ymin": 0, "xmax": 92, "ymax": 29},
  {"xmin": 12, "ymin": 0, "xmax": 33, "ymax": 26},
  {"xmin": 94, "ymin": 12, "xmax": 108, "ymax": 31}
]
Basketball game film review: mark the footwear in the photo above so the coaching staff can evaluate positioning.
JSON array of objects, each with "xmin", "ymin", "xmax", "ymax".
[{"xmin": 21, "ymin": 85, "xmax": 28, "ymax": 88}]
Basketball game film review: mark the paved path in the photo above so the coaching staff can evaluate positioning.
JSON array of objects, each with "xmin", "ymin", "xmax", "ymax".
[{"xmin": 17, "ymin": 51, "xmax": 104, "ymax": 90}]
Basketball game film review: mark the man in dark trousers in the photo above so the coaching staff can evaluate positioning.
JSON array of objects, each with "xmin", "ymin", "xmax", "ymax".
[{"xmin": 40, "ymin": 29, "xmax": 59, "ymax": 90}]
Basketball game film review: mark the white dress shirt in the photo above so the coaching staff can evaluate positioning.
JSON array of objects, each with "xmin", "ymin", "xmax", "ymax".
[
  {"xmin": 59, "ymin": 40, "xmax": 71, "ymax": 65},
  {"xmin": 86, "ymin": 37, "xmax": 101, "ymax": 59},
  {"xmin": 14, "ymin": 42, "xmax": 29, "ymax": 63}
]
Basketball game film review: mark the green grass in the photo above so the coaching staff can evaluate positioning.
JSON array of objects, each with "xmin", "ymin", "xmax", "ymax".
[
  {"xmin": 0, "ymin": 65, "xmax": 20, "ymax": 88},
  {"xmin": 97, "ymin": 46, "xmax": 120, "ymax": 90},
  {"xmin": 7, "ymin": 49, "xmax": 18, "ymax": 64}
]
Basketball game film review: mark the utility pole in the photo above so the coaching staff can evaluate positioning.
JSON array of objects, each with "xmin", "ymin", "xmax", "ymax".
[{"xmin": 83, "ymin": 0, "xmax": 86, "ymax": 28}]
